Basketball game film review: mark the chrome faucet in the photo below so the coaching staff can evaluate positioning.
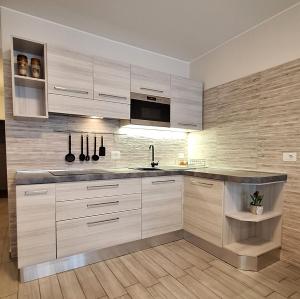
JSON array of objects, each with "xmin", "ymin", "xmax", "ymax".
[{"xmin": 149, "ymin": 145, "xmax": 159, "ymax": 168}]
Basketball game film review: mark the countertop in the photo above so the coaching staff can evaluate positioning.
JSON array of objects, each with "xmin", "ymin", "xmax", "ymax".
[{"xmin": 15, "ymin": 167, "xmax": 287, "ymax": 185}]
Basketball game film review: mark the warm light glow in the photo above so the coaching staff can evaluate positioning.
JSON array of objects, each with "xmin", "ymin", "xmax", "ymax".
[
  {"xmin": 119, "ymin": 126, "xmax": 187, "ymax": 140},
  {"xmin": 90, "ymin": 116, "xmax": 103, "ymax": 119}
]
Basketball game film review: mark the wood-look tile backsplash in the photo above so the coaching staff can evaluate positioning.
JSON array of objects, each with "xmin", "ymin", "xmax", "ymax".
[
  {"xmin": 189, "ymin": 58, "xmax": 300, "ymax": 267},
  {"xmin": 3, "ymin": 59, "xmax": 187, "ymax": 257}
]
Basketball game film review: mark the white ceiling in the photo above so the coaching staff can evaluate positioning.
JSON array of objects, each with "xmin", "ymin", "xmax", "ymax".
[{"xmin": 1, "ymin": 0, "xmax": 299, "ymax": 61}]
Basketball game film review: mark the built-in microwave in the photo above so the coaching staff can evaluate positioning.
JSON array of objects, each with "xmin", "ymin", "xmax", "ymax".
[{"xmin": 129, "ymin": 92, "xmax": 170, "ymax": 127}]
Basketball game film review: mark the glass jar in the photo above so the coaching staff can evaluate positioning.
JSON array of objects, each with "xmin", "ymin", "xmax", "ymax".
[
  {"xmin": 17, "ymin": 54, "xmax": 28, "ymax": 76},
  {"xmin": 31, "ymin": 58, "xmax": 41, "ymax": 78}
]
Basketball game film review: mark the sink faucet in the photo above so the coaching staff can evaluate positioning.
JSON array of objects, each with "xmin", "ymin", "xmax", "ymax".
[{"xmin": 149, "ymin": 145, "xmax": 159, "ymax": 168}]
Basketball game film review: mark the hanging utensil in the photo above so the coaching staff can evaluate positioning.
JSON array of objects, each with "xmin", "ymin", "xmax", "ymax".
[
  {"xmin": 79, "ymin": 134, "xmax": 86, "ymax": 161},
  {"xmin": 99, "ymin": 136, "xmax": 106, "ymax": 157},
  {"xmin": 85, "ymin": 135, "xmax": 90, "ymax": 161},
  {"xmin": 65, "ymin": 134, "xmax": 75, "ymax": 163},
  {"xmin": 92, "ymin": 136, "xmax": 99, "ymax": 161}
]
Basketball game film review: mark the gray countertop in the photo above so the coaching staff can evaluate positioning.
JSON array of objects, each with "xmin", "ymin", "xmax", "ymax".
[{"xmin": 15, "ymin": 167, "xmax": 287, "ymax": 185}]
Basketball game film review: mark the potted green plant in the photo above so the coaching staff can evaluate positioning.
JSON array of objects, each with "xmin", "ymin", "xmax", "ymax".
[{"xmin": 249, "ymin": 191, "xmax": 264, "ymax": 215}]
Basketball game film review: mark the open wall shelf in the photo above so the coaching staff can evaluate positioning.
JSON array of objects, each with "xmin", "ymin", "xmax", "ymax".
[{"xmin": 11, "ymin": 37, "xmax": 48, "ymax": 119}]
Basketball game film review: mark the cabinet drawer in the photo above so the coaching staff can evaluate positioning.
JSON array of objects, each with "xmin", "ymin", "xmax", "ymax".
[
  {"xmin": 57, "ymin": 209, "xmax": 141, "ymax": 258},
  {"xmin": 184, "ymin": 177, "xmax": 224, "ymax": 246},
  {"xmin": 56, "ymin": 193, "xmax": 141, "ymax": 221},
  {"xmin": 48, "ymin": 46, "xmax": 93, "ymax": 99},
  {"xmin": 142, "ymin": 176, "xmax": 182, "ymax": 191},
  {"xmin": 16, "ymin": 184, "xmax": 56, "ymax": 268},
  {"xmin": 131, "ymin": 65, "xmax": 171, "ymax": 97},
  {"xmin": 56, "ymin": 178, "xmax": 141, "ymax": 202},
  {"xmin": 93, "ymin": 100, "xmax": 130, "ymax": 120}
]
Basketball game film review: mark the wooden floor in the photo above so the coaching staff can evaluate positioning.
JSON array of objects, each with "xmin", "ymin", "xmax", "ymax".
[{"xmin": 1, "ymin": 199, "xmax": 300, "ymax": 299}]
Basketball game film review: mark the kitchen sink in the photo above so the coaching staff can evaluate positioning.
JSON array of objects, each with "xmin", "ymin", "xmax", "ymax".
[{"xmin": 133, "ymin": 167, "xmax": 163, "ymax": 171}]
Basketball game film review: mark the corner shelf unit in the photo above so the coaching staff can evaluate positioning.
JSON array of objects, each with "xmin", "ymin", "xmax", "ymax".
[
  {"xmin": 223, "ymin": 181, "xmax": 284, "ymax": 266},
  {"xmin": 11, "ymin": 37, "xmax": 48, "ymax": 119}
]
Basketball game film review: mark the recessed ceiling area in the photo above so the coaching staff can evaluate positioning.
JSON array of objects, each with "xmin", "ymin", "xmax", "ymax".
[{"xmin": 1, "ymin": 0, "xmax": 299, "ymax": 61}]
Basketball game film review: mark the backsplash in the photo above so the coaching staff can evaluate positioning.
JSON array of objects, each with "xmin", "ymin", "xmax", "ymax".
[{"xmin": 3, "ymin": 58, "xmax": 188, "ymax": 256}]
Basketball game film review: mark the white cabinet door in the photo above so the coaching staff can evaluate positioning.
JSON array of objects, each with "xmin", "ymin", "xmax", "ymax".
[
  {"xmin": 16, "ymin": 184, "xmax": 56, "ymax": 268},
  {"xmin": 184, "ymin": 177, "xmax": 224, "ymax": 247},
  {"xmin": 131, "ymin": 65, "xmax": 171, "ymax": 97},
  {"xmin": 94, "ymin": 57, "xmax": 130, "ymax": 119},
  {"xmin": 171, "ymin": 76, "xmax": 203, "ymax": 130},
  {"xmin": 142, "ymin": 176, "xmax": 183, "ymax": 238}
]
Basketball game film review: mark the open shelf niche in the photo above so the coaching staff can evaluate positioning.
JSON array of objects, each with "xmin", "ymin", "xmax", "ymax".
[
  {"xmin": 11, "ymin": 36, "xmax": 48, "ymax": 119},
  {"xmin": 223, "ymin": 181, "xmax": 285, "ymax": 257}
]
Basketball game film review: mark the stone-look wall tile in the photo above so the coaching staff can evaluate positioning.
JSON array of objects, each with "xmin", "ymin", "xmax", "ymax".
[{"xmin": 191, "ymin": 58, "xmax": 300, "ymax": 267}]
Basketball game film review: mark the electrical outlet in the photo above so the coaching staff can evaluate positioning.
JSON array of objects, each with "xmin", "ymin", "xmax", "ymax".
[
  {"xmin": 111, "ymin": 151, "xmax": 121, "ymax": 160},
  {"xmin": 283, "ymin": 152, "xmax": 297, "ymax": 162}
]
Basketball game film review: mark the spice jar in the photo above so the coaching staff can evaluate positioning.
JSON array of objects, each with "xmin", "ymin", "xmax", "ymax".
[
  {"xmin": 31, "ymin": 58, "xmax": 41, "ymax": 78},
  {"xmin": 17, "ymin": 54, "xmax": 28, "ymax": 76}
]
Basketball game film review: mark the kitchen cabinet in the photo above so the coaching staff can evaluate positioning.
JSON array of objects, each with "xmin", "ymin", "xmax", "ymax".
[
  {"xmin": 47, "ymin": 46, "xmax": 94, "ymax": 116},
  {"xmin": 142, "ymin": 176, "xmax": 183, "ymax": 238},
  {"xmin": 171, "ymin": 76, "xmax": 203, "ymax": 130},
  {"xmin": 57, "ymin": 209, "xmax": 141, "ymax": 258},
  {"xmin": 94, "ymin": 57, "xmax": 130, "ymax": 119},
  {"xmin": 131, "ymin": 65, "xmax": 171, "ymax": 97},
  {"xmin": 16, "ymin": 184, "xmax": 56, "ymax": 268},
  {"xmin": 184, "ymin": 177, "xmax": 224, "ymax": 247}
]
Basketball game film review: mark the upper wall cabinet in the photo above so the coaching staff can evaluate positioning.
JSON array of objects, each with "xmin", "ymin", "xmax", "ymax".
[
  {"xmin": 170, "ymin": 76, "xmax": 203, "ymax": 130},
  {"xmin": 47, "ymin": 46, "xmax": 93, "ymax": 99},
  {"xmin": 93, "ymin": 58, "xmax": 130, "ymax": 119},
  {"xmin": 131, "ymin": 65, "xmax": 171, "ymax": 97}
]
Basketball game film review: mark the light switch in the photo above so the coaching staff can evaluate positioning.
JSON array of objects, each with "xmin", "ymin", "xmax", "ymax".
[
  {"xmin": 111, "ymin": 151, "xmax": 121, "ymax": 160},
  {"xmin": 283, "ymin": 152, "xmax": 297, "ymax": 162}
]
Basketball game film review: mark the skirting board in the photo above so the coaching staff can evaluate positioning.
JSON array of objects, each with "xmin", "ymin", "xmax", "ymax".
[
  {"xmin": 184, "ymin": 231, "xmax": 280, "ymax": 271},
  {"xmin": 20, "ymin": 229, "xmax": 281, "ymax": 282},
  {"xmin": 20, "ymin": 230, "xmax": 184, "ymax": 282}
]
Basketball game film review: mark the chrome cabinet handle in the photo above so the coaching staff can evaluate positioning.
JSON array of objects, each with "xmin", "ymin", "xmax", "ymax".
[
  {"xmin": 191, "ymin": 181, "xmax": 213, "ymax": 188},
  {"xmin": 140, "ymin": 87, "xmax": 164, "ymax": 93},
  {"xmin": 152, "ymin": 180, "xmax": 175, "ymax": 185},
  {"xmin": 178, "ymin": 122, "xmax": 198, "ymax": 127},
  {"xmin": 87, "ymin": 201, "xmax": 119, "ymax": 208},
  {"xmin": 87, "ymin": 184, "xmax": 119, "ymax": 190},
  {"xmin": 24, "ymin": 190, "xmax": 48, "ymax": 196},
  {"xmin": 98, "ymin": 93, "xmax": 127, "ymax": 100},
  {"xmin": 87, "ymin": 217, "xmax": 119, "ymax": 227},
  {"xmin": 54, "ymin": 86, "xmax": 89, "ymax": 95}
]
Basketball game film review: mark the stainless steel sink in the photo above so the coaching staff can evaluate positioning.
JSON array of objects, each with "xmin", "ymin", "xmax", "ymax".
[
  {"xmin": 132, "ymin": 167, "xmax": 163, "ymax": 171},
  {"xmin": 49, "ymin": 169, "xmax": 110, "ymax": 176}
]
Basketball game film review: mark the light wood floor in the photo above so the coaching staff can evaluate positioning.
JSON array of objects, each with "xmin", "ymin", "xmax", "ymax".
[{"xmin": 1, "ymin": 199, "xmax": 300, "ymax": 299}]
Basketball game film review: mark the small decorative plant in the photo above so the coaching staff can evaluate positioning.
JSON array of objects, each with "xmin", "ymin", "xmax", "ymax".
[{"xmin": 249, "ymin": 191, "xmax": 264, "ymax": 215}]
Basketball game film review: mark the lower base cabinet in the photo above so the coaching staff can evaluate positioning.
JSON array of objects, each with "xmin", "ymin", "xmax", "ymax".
[
  {"xmin": 57, "ymin": 209, "xmax": 141, "ymax": 258},
  {"xmin": 142, "ymin": 176, "xmax": 183, "ymax": 239},
  {"xmin": 184, "ymin": 177, "xmax": 224, "ymax": 247}
]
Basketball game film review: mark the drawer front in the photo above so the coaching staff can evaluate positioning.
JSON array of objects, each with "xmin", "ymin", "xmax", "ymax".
[
  {"xmin": 16, "ymin": 184, "xmax": 56, "ymax": 268},
  {"xmin": 56, "ymin": 178, "xmax": 141, "ymax": 202},
  {"xmin": 142, "ymin": 176, "xmax": 183, "ymax": 238},
  {"xmin": 56, "ymin": 193, "xmax": 141, "ymax": 221},
  {"xmin": 131, "ymin": 65, "xmax": 171, "ymax": 97},
  {"xmin": 184, "ymin": 177, "xmax": 224, "ymax": 246},
  {"xmin": 57, "ymin": 209, "xmax": 141, "ymax": 258},
  {"xmin": 48, "ymin": 46, "xmax": 93, "ymax": 99}
]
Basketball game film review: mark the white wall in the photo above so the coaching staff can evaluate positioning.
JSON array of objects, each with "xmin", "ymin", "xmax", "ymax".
[
  {"xmin": 0, "ymin": 7, "xmax": 189, "ymax": 77},
  {"xmin": 190, "ymin": 3, "xmax": 300, "ymax": 89}
]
